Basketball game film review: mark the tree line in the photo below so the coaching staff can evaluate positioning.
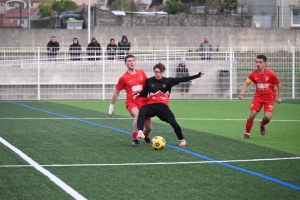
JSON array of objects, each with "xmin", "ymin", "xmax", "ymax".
[{"xmin": 38, "ymin": 0, "xmax": 237, "ymax": 17}]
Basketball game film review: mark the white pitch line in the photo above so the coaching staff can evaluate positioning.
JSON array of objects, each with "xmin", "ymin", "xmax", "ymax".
[
  {"xmin": 1, "ymin": 157, "xmax": 300, "ymax": 168},
  {"xmin": 0, "ymin": 118, "xmax": 299, "ymax": 122},
  {"xmin": 0, "ymin": 137, "xmax": 87, "ymax": 200}
]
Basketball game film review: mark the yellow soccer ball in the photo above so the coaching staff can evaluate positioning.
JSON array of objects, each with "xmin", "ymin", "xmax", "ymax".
[{"xmin": 151, "ymin": 136, "xmax": 166, "ymax": 150}]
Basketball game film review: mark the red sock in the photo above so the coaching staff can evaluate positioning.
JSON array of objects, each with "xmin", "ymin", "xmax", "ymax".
[
  {"xmin": 132, "ymin": 132, "xmax": 138, "ymax": 140},
  {"xmin": 246, "ymin": 120, "xmax": 254, "ymax": 134},
  {"xmin": 144, "ymin": 133, "xmax": 150, "ymax": 139},
  {"xmin": 260, "ymin": 119, "xmax": 269, "ymax": 126}
]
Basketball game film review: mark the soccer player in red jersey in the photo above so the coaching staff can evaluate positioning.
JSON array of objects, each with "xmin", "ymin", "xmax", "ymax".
[
  {"xmin": 108, "ymin": 55, "xmax": 152, "ymax": 146},
  {"xmin": 239, "ymin": 55, "xmax": 282, "ymax": 139},
  {"xmin": 135, "ymin": 63, "xmax": 205, "ymax": 147}
]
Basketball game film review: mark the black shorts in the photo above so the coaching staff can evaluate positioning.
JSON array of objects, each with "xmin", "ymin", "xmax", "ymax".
[{"xmin": 139, "ymin": 103, "xmax": 175, "ymax": 122}]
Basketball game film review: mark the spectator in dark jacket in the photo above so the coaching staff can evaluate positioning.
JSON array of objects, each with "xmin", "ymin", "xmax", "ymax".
[
  {"xmin": 176, "ymin": 58, "xmax": 191, "ymax": 93},
  {"xmin": 117, "ymin": 35, "xmax": 131, "ymax": 60},
  {"xmin": 69, "ymin": 37, "xmax": 82, "ymax": 61},
  {"xmin": 86, "ymin": 37, "xmax": 102, "ymax": 61},
  {"xmin": 47, "ymin": 36, "xmax": 60, "ymax": 61},
  {"xmin": 106, "ymin": 38, "xmax": 118, "ymax": 60}
]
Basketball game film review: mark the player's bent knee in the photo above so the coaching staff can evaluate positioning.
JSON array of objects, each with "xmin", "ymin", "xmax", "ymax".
[
  {"xmin": 168, "ymin": 119, "xmax": 178, "ymax": 126},
  {"xmin": 264, "ymin": 112, "xmax": 273, "ymax": 120},
  {"xmin": 138, "ymin": 108, "xmax": 147, "ymax": 117}
]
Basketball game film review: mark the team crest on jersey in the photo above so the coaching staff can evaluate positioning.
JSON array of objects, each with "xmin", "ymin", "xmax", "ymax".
[
  {"xmin": 163, "ymin": 84, "xmax": 166, "ymax": 88},
  {"xmin": 141, "ymin": 77, "xmax": 143, "ymax": 81},
  {"xmin": 266, "ymin": 77, "xmax": 268, "ymax": 81}
]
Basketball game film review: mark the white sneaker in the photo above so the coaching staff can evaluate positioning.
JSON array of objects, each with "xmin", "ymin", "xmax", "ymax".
[
  {"xmin": 179, "ymin": 139, "xmax": 186, "ymax": 147},
  {"xmin": 137, "ymin": 130, "xmax": 145, "ymax": 140}
]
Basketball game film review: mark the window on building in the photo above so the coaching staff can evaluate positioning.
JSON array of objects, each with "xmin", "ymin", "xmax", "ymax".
[
  {"xmin": 13, "ymin": 20, "xmax": 17, "ymax": 23},
  {"xmin": 9, "ymin": 3, "xmax": 14, "ymax": 7},
  {"xmin": 97, "ymin": 0, "xmax": 105, "ymax": 4},
  {"xmin": 0, "ymin": 3, "xmax": 3, "ymax": 6},
  {"xmin": 21, "ymin": 20, "xmax": 24, "ymax": 24},
  {"xmin": 292, "ymin": 9, "xmax": 300, "ymax": 26},
  {"xmin": 142, "ymin": 6, "xmax": 146, "ymax": 11}
]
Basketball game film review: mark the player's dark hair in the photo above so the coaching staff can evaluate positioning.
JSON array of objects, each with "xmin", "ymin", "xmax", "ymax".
[
  {"xmin": 124, "ymin": 54, "xmax": 135, "ymax": 62},
  {"xmin": 153, "ymin": 63, "xmax": 166, "ymax": 72},
  {"xmin": 256, "ymin": 55, "xmax": 267, "ymax": 62}
]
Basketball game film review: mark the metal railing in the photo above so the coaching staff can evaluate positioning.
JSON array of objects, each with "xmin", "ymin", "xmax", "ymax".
[{"xmin": 0, "ymin": 47, "xmax": 299, "ymax": 101}]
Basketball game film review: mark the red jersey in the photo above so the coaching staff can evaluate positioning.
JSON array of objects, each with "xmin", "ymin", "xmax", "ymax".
[
  {"xmin": 247, "ymin": 68, "xmax": 280, "ymax": 99},
  {"xmin": 116, "ymin": 69, "xmax": 148, "ymax": 104}
]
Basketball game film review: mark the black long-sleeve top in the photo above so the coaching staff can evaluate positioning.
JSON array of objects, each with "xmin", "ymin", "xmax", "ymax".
[
  {"xmin": 139, "ymin": 73, "xmax": 202, "ymax": 105},
  {"xmin": 47, "ymin": 41, "xmax": 60, "ymax": 56}
]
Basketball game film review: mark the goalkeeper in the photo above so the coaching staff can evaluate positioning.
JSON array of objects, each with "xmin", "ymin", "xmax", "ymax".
[{"xmin": 134, "ymin": 62, "xmax": 205, "ymax": 147}]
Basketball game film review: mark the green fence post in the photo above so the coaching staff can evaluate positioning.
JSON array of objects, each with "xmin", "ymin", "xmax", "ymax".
[
  {"xmin": 94, "ymin": 4, "xmax": 97, "ymax": 27},
  {"xmin": 204, "ymin": 1, "xmax": 207, "ymax": 26},
  {"xmin": 168, "ymin": 4, "xmax": 170, "ymax": 26},
  {"xmin": 131, "ymin": 0, "xmax": 133, "ymax": 26},
  {"xmin": 241, "ymin": 5, "xmax": 243, "ymax": 27},
  {"xmin": 277, "ymin": 6, "xmax": 279, "ymax": 28}
]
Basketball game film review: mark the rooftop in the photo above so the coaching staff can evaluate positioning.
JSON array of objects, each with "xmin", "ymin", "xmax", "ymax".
[
  {"xmin": 0, "ymin": 17, "xmax": 20, "ymax": 27},
  {"xmin": 3, "ymin": 8, "xmax": 38, "ymax": 18}
]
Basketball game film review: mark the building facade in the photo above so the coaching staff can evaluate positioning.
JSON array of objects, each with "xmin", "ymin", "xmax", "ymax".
[{"xmin": 238, "ymin": 0, "xmax": 300, "ymax": 29}]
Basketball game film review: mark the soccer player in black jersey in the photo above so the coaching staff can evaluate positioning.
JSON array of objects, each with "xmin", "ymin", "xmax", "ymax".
[{"xmin": 135, "ymin": 62, "xmax": 205, "ymax": 147}]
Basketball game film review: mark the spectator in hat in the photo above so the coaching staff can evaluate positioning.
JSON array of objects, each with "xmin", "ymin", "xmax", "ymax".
[
  {"xmin": 87, "ymin": 37, "xmax": 102, "ymax": 61},
  {"xmin": 176, "ymin": 58, "xmax": 191, "ymax": 93},
  {"xmin": 107, "ymin": 38, "xmax": 118, "ymax": 60},
  {"xmin": 118, "ymin": 35, "xmax": 131, "ymax": 60}
]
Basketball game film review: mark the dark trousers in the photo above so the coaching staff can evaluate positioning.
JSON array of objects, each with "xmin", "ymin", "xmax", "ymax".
[
  {"xmin": 107, "ymin": 53, "xmax": 116, "ymax": 60},
  {"xmin": 71, "ymin": 57, "xmax": 80, "ymax": 61},
  {"xmin": 179, "ymin": 82, "xmax": 191, "ymax": 93},
  {"xmin": 137, "ymin": 103, "xmax": 184, "ymax": 140},
  {"xmin": 48, "ymin": 53, "xmax": 57, "ymax": 61}
]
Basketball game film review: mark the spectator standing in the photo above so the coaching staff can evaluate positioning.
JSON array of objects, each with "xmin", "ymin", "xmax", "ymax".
[
  {"xmin": 199, "ymin": 35, "xmax": 213, "ymax": 60},
  {"xmin": 106, "ymin": 38, "xmax": 118, "ymax": 60},
  {"xmin": 86, "ymin": 37, "xmax": 102, "ymax": 61},
  {"xmin": 47, "ymin": 36, "xmax": 60, "ymax": 61},
  {"xmin": 176, "ymin": 58, "xmax": 191, "ymax": 93},
  {"xmin": 69, "ymin": 37, "xmax": 82, "ymax": 61},
  {"xmin": 118, "ymin": 35, "xmax": 131, "ymax": 60}
]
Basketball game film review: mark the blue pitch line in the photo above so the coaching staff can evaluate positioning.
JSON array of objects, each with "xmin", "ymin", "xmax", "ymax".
[{"xmin": 8, "ymin": 101, "xmax": 300, "ymax": 191}]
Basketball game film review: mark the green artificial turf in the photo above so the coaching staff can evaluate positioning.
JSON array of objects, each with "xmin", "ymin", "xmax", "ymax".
[{"xmin": 0, "ymin": 100, "xmax": 299, "ymax": 200}]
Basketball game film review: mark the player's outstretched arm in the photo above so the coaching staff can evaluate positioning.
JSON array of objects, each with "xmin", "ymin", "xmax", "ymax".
[
  {"xmin": 199, "ymin": 71, "xmax": 205, "ymax": 77},
  {"xmin": 177, "ymin": 71, "xmax": 205, "ymax": 83}
]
